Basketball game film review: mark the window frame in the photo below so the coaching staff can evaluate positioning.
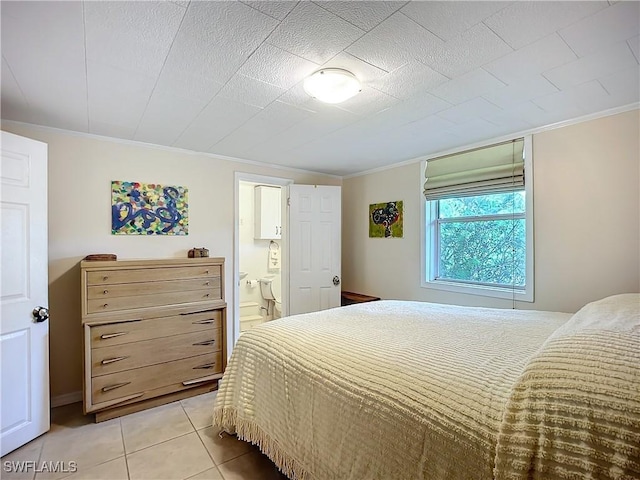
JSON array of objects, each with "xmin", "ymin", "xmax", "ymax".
[{"xmin": 421, "ymin": 135, "xmax": 534, "ymax": 302}]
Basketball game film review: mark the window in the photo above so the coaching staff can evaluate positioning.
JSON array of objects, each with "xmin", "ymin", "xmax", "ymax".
[{"xmin": 422, "ymin": 137, "xmax": 533, "ymax": 301}]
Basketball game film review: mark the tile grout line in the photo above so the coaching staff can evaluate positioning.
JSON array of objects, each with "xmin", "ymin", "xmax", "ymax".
[
  {"xmin": 125, "ymin": 430, "xmax": 194, "ymax": 456},
  {"xmin": 148, "ymin": 400, "xmax": 222, "ymax": 480},
  {"xmin": 122, "ymin": 404, "xmax": 201, "ymax": 480},
  {"xmin": 183, "ymin": 399, "xmax": 246, "ymax": 477},
  {"xmin": 119, "ymin": 417, "xmax": 132, "ymax": 480},
  {"xmin": 39, "ymin": 398, "xmax": 222, "ymax": 480},
  {"xmin": 47, "ymin": 415, "xmax": 127, "ymax": 480},
  {"xmin": 207, "ymin": 394, "xmax": 263, "ymax": 470},
  {"xmin": 43, "ymin": 397, "xmax": 275, "ymax": 480},
  {"xmin": 121, "ymin": 401, "xmax": 196, "ymax": 456},
  {"xmin": 180, "ymin": 400, "xmax": 200, "ymax": 433},
  {"xmin": 32, "ymin": 435, "xmax": 45, "ymax": 480},
  {"xmin": 185, "ymin": 401, "xmax": 223, "ymax": 473}
]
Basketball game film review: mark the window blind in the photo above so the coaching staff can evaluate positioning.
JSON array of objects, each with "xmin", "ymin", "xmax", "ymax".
[{"xmin": 424, "ymin": 138, "xmax": 525, "ymax": 201}]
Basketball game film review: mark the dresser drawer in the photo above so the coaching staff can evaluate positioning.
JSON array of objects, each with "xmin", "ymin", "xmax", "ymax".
[
  {"xmin": 90, "ymin": 309, "xmax": 222, "ymax": 347},
  {"xmin": 86, "ymin": 265, "xmax": 221, "ymax": 286},
  {"xmin": 87, "ymin": 277, "xmax": 220, "ymax": 300},
  {"xmin": 92, "ymin": 328, "xmax": 222, "ymax": 376},
  {"xmin": 87, "ymin": 289, "xmax": 219, "ymax": 314},
  {"xmin": 92, "ymin": 352, "xmax": 223, "ymax": 404}
]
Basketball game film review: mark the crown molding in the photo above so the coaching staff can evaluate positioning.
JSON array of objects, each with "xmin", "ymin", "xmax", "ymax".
[
  {"xmin": 3, "ymin": 102, "xmax": 637, "ymax": 182},
  {"xmin": 0, "ymin": 119, "xmax": 342, "ymax": 180},
  {"xmin": 343, "ymin": 103, "xmax": 639, "ymax": 179}
]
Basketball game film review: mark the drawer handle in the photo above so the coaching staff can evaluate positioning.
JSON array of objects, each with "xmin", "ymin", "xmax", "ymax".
[
  {"xmin": 193, "ymin": 362, "xmax": 216, "ymax": 370},
  {"xmin": 101, "ymin": 382, "xmax": 130, "ymax": 392},
  {"xmin": 101, "ymin": 356, "xmax": 129, "ymax": 365},
  {"xmin": 204, "ymin": 293, "xmax": 210, "ymax": 298},
  {"xmin": 192, "ymin": 319, "xmax": 215, "ymax": 325},
  {"xmin": 102, "ymin": 303, "xmax": 109, "ymax": 308},
  {"xmin": 193, "ymin": 339, "xmax": 216, "ymax": 346},
  {"xmin": 103, "ymin": 290, "xmax": 109, "ymax": 294},
  {"xmin": 100, "ymin": 332, "xmax": 128, "ymax": 339},
  {"xmin": 103, "ymin": 276, "xmax": 109, "ymax": 281},
  {"xmin": 182, "ymin": 374, "xmax": 221, "ymax": 386},
  {"xmin": 204, "ymin": 281, "xmax": 210, "ymax": 286},
  {"xmin": 180, "ymin": 309, "xmax": 216, "ymax": 316}
]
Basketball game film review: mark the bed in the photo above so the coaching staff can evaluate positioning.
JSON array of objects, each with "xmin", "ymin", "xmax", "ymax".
[{"xmin": 213, "ymin": 294, "xmax": 640, "ymax": 480}]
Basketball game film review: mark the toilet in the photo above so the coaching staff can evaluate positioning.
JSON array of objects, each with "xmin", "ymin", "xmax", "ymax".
[{"xmin": 259, "ymin": 276, "xmax": 281, "ymax": 319}]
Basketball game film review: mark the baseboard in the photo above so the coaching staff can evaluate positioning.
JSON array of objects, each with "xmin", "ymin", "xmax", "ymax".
[{"xmin": 51, "ymin": 391, "xmax": 82, "ymax": 408}]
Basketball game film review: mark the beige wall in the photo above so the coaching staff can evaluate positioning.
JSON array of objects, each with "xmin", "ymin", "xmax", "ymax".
[
  {"xmin": 4, "ymin": 110, "xmax": 638, "ymax": 400},
  {"xmin": 1, "ymin": 122, "xmax": 340, "ymax": 401},
  {"xmin": 342, "ymin": 109, "xmax": 640, "ymax": 314}
]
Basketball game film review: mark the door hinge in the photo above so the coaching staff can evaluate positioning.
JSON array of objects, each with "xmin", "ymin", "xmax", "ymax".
[{"xmin": 287, "ymin": 197, "xmax": 291, "ymax": 206}]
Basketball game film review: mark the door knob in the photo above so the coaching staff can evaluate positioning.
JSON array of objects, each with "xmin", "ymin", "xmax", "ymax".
[
  {"xmin": 333, "ymin": 276, "xmax": 341, "ymax": 286},
  {"xmin": 32, "ymin": 306, "xmax": 49, "ymax": 323}
]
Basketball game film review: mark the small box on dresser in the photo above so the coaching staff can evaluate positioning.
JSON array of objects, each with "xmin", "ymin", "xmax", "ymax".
[{"xmin": 80, "ymin": 257, "xmax": 226, "ymax": 422}]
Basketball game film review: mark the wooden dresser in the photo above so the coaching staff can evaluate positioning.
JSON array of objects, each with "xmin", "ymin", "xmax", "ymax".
[{"xmin": 80, "ymin": 258, "xmax": 226, "ymax": 422}]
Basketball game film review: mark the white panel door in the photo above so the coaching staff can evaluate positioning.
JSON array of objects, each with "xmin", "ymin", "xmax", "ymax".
[
  {"xmin": 1, "ymin": 131, "xmax": 49, "ymax": 456},
  {"xmin": 289, "ymin": 185, "xmax": 341, "ymax": 315}
]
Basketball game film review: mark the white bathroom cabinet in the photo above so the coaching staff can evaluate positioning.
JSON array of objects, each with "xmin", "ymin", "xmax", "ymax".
[{"xmin": 254, "ymin": 186, "xmax": 281, "ymax": 239}]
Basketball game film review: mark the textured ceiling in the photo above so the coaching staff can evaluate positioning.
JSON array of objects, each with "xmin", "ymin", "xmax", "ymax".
[{"xmin": 1, "ymin": 1, "xmax": 639, "ymax": 176}]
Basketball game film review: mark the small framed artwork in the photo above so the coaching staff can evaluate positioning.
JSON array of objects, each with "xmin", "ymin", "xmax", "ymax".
[
  {"xmin": 111, "ymin": 180, "xmax": 189, "ymax": 235},
  {"xmin": 369, "ymin": 201, "xmax": 403, "ymax": 238}
]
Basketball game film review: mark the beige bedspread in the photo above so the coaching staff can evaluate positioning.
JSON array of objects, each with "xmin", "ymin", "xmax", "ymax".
[
  {"xmin": 495, "ymin": 294, "xmax": 640, "ymax": 479},
  {"xmin": 213, "ymin": 300, "xmax": 571, "ymax": 480}
]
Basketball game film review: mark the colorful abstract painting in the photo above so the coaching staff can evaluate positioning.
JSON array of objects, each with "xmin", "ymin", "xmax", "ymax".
[
  {"xmin": 111, "ymin": 181, "xmax": 188, "ymax": 235},
  {"xmin": 369, "ymin": 201, "xmax": 403, "ymax": 238}
]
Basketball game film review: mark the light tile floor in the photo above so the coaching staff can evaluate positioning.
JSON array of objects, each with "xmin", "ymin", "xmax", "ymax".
[{"xmin": 1, "ymin": 392, "xmax": 288, "ymax": 480}]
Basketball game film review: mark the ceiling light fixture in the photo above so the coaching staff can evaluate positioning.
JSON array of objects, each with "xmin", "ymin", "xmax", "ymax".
[{"xmin": 303, "ymin": 68, "xmax": 361, "ymax": 104}]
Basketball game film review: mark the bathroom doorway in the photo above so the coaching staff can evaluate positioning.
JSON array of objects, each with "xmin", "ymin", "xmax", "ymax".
[{"xmin": 234, "ymin": 173, "xmax": 291, "ymax": 344}]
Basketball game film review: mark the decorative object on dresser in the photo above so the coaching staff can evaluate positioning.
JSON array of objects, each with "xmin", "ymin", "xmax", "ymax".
[
  {"xmin": 80, "ymin": 257, "xmax": 225, "ymax": 422},
  {"xmin": 84, "ymin": 254, "xmax": 117, "ymax": 261},
  {"xmin": 188, "ymin": 247, "xmax": 209, "ymax": 258}
]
